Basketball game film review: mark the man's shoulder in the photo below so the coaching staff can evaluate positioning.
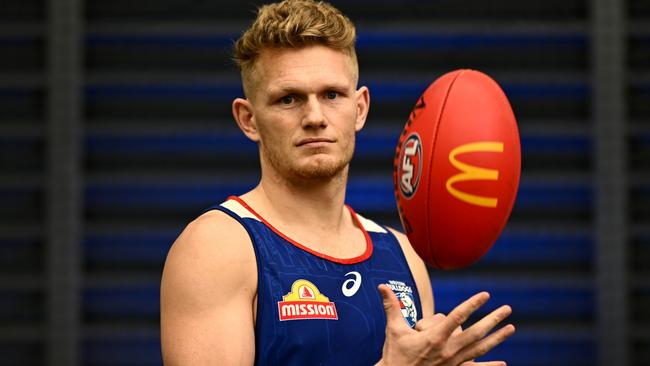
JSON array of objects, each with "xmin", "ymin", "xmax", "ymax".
[
  {"xmin": 184, "ymin": 208, "xmax": 250, "ymax": 247},
  {"xmin": 164, "ymin": 207, "xmax": 255, "ymax": 280}
]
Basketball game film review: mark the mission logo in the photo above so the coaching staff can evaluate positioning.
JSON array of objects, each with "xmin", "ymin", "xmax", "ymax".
[{"xmin": 278, "ymin": 279, "xmax": 338, "ymax": 321}]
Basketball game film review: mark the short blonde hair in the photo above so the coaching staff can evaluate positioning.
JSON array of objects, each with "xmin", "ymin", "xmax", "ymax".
[{"xmin": 233, "ymin": 0, "xmax": 358, "ymax": 97}]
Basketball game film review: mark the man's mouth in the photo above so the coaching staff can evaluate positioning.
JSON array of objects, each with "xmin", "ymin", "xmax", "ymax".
[{"xmin": 296, "ymin": 138, "xmax": 335, "ymax": 147}]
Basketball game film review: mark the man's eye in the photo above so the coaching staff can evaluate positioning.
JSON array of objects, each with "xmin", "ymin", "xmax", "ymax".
[
  {"xmin": 326, "ymin": 91, "xmax": 338, "ymax": 100},
  {"xmin": 280, "ymin": 96, "xmax": 294, "ymax": 104}
]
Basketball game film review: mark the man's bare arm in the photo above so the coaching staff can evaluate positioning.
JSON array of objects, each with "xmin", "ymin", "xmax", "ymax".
[{"xmin": 161, "ymin": 210, "xmax": 257, "ymax": 365}]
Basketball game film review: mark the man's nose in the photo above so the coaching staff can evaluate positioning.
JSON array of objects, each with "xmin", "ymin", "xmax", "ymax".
[{"xmin": 301, "ymin": 96, "xmax": 327, "ymax": 128}]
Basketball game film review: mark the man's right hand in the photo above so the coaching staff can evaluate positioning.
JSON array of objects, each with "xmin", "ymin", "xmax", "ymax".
[{"xmin": 376, "ymin": 284, "xmax": 515, "ymax": 366}]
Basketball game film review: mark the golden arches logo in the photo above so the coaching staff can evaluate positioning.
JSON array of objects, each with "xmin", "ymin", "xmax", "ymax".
[{"xmin": 445, "ymin": 141, "xmax": 504, "ymax": 208}]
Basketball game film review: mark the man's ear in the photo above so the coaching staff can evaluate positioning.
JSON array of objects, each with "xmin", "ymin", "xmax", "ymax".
[
  {"xmin": 354, "ymin": 86, "xmax": 370, "ymax": 132},
  {"xmin": 232, "ymin": 98, "xmax": 259, "ymax": 142}
]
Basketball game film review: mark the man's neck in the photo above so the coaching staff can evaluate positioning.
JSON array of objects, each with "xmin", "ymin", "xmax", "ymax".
[{"xmin": 243, "ymin": 167, "xmax": 350, "ymax": 235}]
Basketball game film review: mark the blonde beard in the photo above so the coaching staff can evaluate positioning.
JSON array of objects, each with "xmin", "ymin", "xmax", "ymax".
[{"xmin": 260, "ymin": 141, "xmax": 354, "ymax": 182}]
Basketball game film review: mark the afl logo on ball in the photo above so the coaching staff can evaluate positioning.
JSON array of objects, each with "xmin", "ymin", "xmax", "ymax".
[{"xmin": 398, "ymin": 133, "xmax": 422, "ymax": 199}]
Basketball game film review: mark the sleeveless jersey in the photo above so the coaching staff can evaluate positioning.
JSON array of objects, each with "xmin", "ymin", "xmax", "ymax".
[{"xmin": 208, "ymin": 196, "xmax": 423, "ymax": 366}]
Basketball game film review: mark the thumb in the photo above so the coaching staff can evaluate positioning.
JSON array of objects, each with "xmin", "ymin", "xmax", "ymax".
[{"xmin": 378, "ymin": 284, "xmax": 409, "ymax": 330}]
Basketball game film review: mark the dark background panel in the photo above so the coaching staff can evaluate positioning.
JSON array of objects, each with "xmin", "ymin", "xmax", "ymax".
[{"xmin": 0, "ymin": 0, "xmax": 641, "ymax": 365}]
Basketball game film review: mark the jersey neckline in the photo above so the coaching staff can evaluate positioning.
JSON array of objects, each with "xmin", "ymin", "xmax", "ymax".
[{"xmin": 227, "ymin": 195, "xmax": 373, "ymax": 264}]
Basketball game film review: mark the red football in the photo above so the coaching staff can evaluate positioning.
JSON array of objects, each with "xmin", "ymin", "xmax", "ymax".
[{"xmin": 393, "ymin": 69, "xmax": 521, "ymax": 270}]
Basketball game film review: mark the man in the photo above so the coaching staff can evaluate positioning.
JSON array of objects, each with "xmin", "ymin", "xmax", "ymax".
[{"xmin": 160, "ymin": 0, "xmax": 515, "ymax": 365}]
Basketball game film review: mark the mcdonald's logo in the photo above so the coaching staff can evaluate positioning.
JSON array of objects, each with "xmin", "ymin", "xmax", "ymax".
[{"xmin": 445, "ymin": 141, "xmax": 504, "ymax": 208}]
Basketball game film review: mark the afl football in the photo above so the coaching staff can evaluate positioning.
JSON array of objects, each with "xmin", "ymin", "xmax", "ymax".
[{"xmin": 394, "ymin": 69, "xmax": 521, "ymax": 270}]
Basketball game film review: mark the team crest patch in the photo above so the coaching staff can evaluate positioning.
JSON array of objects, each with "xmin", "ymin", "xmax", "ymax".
[
  {"xmin": 387, "ymin": 280, "xmax": 418, "ymax": 328},
  {"xmin": 278, "ymin": 279, "xmax": 338, "ymax": 321}
]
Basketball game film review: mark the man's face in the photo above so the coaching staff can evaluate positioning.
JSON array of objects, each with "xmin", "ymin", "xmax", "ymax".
[{"xmin": 244, "ymin": 45, "xmax": 369, "ymax": 182}]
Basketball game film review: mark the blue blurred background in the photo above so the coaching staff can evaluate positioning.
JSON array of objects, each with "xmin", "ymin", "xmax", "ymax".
[{"xmin": 0, "ymin": 0, "xmax": 648, "ymax": 365}]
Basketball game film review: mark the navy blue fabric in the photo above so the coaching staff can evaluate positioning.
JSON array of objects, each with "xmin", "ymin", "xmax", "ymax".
[{"xmin": 207, "ymin": 199, "xmax": 423, "ymax": 366}]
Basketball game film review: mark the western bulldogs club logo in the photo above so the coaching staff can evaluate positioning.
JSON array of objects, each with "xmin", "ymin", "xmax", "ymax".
[
  {"xmin": 398, "ymin": 133, "xmax": 422, "ymax": 199},
  {"xmin": 278, "ymin": 279, "xmax": 338, "ymax": 321},
  {"xmin": 387, "ymin": 280, "xmax": 417, "ymax": 328}
]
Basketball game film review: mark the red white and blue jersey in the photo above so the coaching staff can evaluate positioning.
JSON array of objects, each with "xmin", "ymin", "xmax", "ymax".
[{"xmin": 207, "ymin": 196, "xmax": 423, "ymax": 366}]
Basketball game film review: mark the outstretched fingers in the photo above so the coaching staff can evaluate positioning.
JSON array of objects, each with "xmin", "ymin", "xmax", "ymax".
[
  {"xmin": 377, "ymin": 287, "xmax": 515, "ymax": 366},
  {"xmin": 432, "ymin": 292, "xmax": 491, "ymax": 338},
  {"xmin": 458, "ymin": 324, "xmax": 516, "ymax": 361},
  {"xmin": 455, "ymin": 305, "xmax": 512, "ymax": 346}
]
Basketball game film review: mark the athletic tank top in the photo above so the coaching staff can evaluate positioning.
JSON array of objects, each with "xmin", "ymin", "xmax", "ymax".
[{"xmin": 208, "ymin": 196, "xmax": 423, "ymax": 366}]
